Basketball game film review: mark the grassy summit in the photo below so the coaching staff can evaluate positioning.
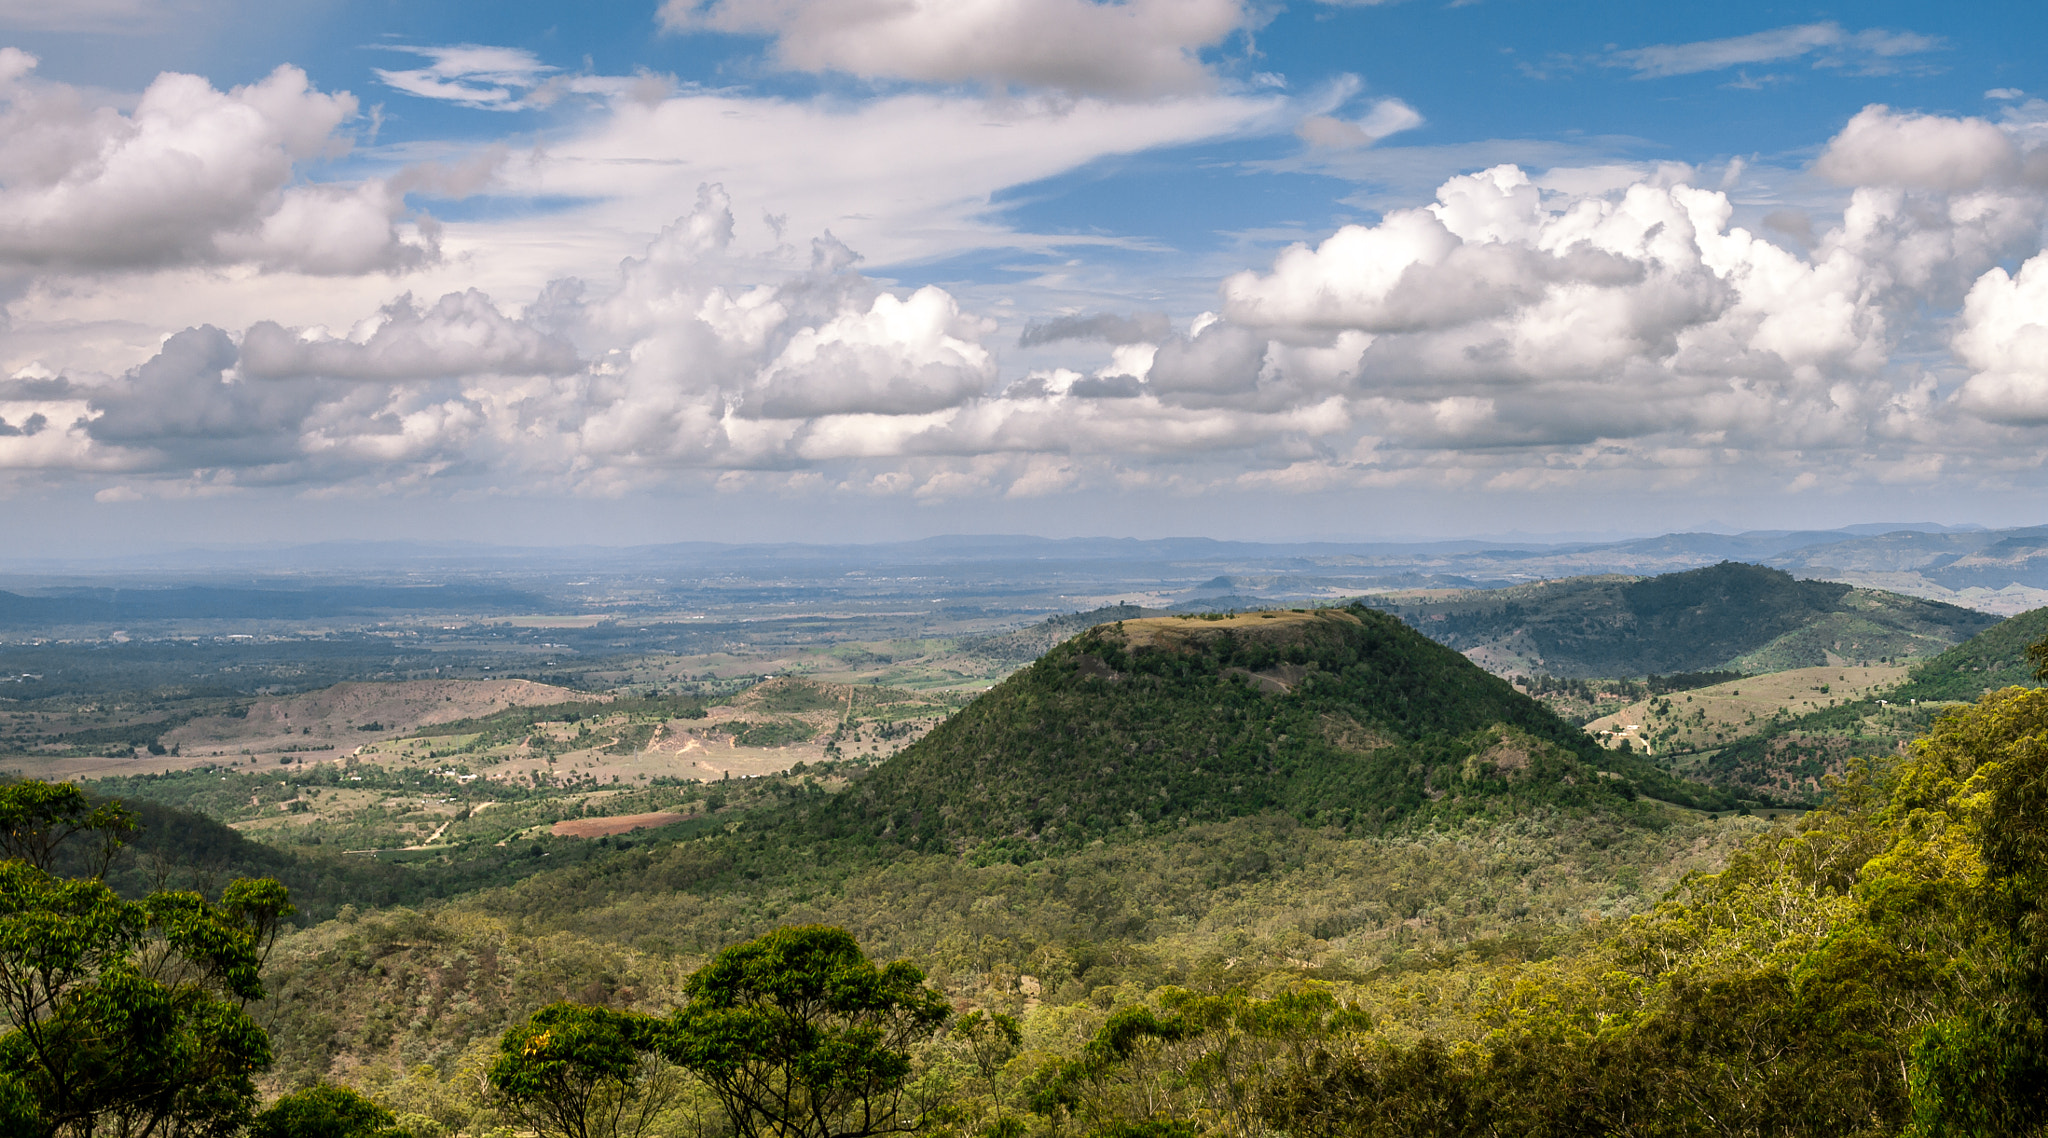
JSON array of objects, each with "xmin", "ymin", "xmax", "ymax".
[{"xmin": 819, "ymin": 605, "xmax": 1737, "ymax": 858}]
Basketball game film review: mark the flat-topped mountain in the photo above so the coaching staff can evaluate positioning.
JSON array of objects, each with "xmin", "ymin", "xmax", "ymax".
[
  {"xmin": 1363, "ymin": 561, "xmax": 1995, "ymax": 679},
  {"xmin": 818, "ymin": 606, "xmax": 1737, "ymax": 856}
]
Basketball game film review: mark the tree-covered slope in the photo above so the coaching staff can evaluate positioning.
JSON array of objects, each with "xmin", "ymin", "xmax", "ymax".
[
  {"xmin": 815, "ymin": 606, "xmax": 1737, "ymax": 856},
  {"xmin": 1364, "ymin": 561, "xmax": 1994, "ymax": 678},
  {"xmin": 1891, "ymin": 604, "xmax": 2048, "ymax": 701},
  {"xmin": 1673, "ymin": 606, "xmax": 2048, "ymax": 800}
]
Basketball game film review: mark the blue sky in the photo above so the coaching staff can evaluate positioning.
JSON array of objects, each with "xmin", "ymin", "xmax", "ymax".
[{"xmin": 0, "ymin": 0, "xmax": 2045, "ymax": 551}]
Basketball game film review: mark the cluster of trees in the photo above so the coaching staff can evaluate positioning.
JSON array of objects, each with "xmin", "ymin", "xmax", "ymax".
[
  {"xmin": 0, "ymin": 784, "xmax": 953, "ymax": 1138},
  {"xmin": 1243, "ymin": 680, "xmax": 2048, "ymax": 1135},
  {"xmin": 0, "ymin": 780, "xmax": 299, "ymax": 1136},
  {"xmin": 489, "ymin": 926, "xmax": 948, "ymax": 1138},
  {"xmin": 490, "ymin": 663, "xmax": 2048, "ymax": 1135}
]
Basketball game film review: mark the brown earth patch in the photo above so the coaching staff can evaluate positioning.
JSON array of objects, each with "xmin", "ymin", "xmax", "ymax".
[
  {"xmin": 1319, "ymin": 713, "xmax": 1393, "ymax": 754},
  {"xmin": 169, "ymin": 679, "xmax": 605, "ymax": 748},
  {"xmin": 1113, "ymin": 609, "xmax": 1361, "ymax": 655},
  {"xmin": 1223, "ymin": 662, "xmax": 1314, "ymax": 695},
  {"xmin": 1074, "ymin": 655, "xmax": 1123, "ymax": 681},
  {"xmin": 1477, "ymin": 735, "xmax": 1534, "ymax": 772},
  {"xmin": 551, "ymin": 811, "xmax": 690, "ymax": 838}
]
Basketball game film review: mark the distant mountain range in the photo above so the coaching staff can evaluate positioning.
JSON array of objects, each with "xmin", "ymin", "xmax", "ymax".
[
  {"xmin": 0, "ymin": 584, "xmax": 557, "ymax": 628},
  {"xmin": 5, "ymin": 522, "xmax": 2047, "ymax": 618},
  {"xmin": 1759, "ymin": 528, "xmax": 2048, "ymax": 611}
]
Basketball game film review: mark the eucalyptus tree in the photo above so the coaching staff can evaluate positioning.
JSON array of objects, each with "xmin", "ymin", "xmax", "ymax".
[{"xmin": 0, "ymin": 779, "xmax": 294, "ymax": 1137}]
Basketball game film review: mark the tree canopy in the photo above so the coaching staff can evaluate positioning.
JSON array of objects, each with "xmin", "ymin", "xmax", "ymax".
[
  {"xmin": 661, "ymin": 925, "xmax": 951, "ymax": 1138},
  {"xmin": 0, "ymin": 778, "xmax": 293, "ymax": 1138}
]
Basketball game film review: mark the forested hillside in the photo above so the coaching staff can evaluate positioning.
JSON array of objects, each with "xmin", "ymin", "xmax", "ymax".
[
  {"xmin": 31, "ymin": 673, "xmax": 2036, "ymax": 1138},
  {"xmin": 1364, "ymin": 561, "xmax": 1995, "ymax": 678},
  {"xmin": 11, "ymin": 600, "xmax": 2044, "ymax": 1137},
  {"xmin": 1893, "ymin": 604, "xmax": 2048, "ymax": 700},
  {"xmin": 822, "ymin": 606, "xmax": 1740, "ymax": 859}
]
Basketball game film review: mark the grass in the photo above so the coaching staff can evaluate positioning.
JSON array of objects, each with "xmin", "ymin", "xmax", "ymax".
[{"xmin": 1584, "ymin": 664, "xmax": 1910, "ymax": 756}]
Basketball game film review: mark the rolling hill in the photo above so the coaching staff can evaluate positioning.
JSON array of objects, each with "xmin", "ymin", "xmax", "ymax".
[
  {"xmin": 1361, "ymin": 561, "xmax": 1995, "ymax": 679},
  {"xmin": 1890, "ymin": 603, "xmax": 2048, "ymax": 701},
  {"xmin": 815, "ymin": 606, "xmax": 1741, "ymax": 860},
  {"xmin": 231, "ymin": 605, "xmax": 1764, "ymax": 1089},
  {"xmin": 49, "ymin": 603, "xmax": 1795, "ymax": 1103},
  {"xmin": 1640, "ymin": 605, "xmax": 2048, "ymax": 800}
]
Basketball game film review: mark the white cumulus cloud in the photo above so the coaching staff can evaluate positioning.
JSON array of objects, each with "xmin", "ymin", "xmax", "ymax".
[
  {"xmin": 746, "ymin": 287, "xmax": 996, "ymax": 418},
  {"xmin": 1955, "ymin": 253, "xmax": 2048, "ymax": 424},
  {"xmin": 659, "ymin": 0, "xmax": 1254, "ymax": 98},
  {"xmin": 240, "ymin": 290, "xmax": 581, "ymax": 381},
  {"xmin": 1141, "ymin": 133, "xmax": 2040, "ymax": 459},
  {"xmin": 0, "ymin": 51, "xmax": 432, "ymax": 275},
  {"xmin": 1815, "ymin": 105, "xmax": 2020, "ymax": 192},
  {"xmin": 24, "ymin": 94, "xmax": 2048, "ymax": 509}
]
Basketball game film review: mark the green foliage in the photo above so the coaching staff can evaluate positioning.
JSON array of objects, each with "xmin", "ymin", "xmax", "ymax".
[
  {"xmin": 818, "ymin": 605, "xmax": 1735, "ymax": 853},
  {"xmin": 1259, "ymin": 1037, "xmax": 1485, "ymax": 1138},
  {"xmin": 1026, "ymin": 986, "xmax": 1370, "ymax": 1138},
  {"xmin": 953, "ymin": 1010, "xmax": 1024, "ymax": 1130},
  {"xmin": 0, "ymin": 780, "xmax": 294, "ymax": 1138},
  {"xmin": 1896, "ymin": 605, "xmax": 2048, "ymax": 701},
  {"xmin": 1238, "ymin": 682, "xmax": 2048, "ymax": 1137},
  {"xmin": 82, "ymin": 767, "xmax": 704, "ymax": 922},
  {"xmin": 1081, "ymin": 1121, "xmax": 1195, "ymax": 1138},
  {"xmin": 0, "ymin": 1072, "xmax": 38, "ymax": 1134},
  {"xmin": 6, "ymin": 596, "xmax": 2030, "ymax": 1138},
  {"xmin": 407, "ymin": 692, "xmax": 709, "ymax": 753},
  {"xmin": 491, "ymin": 1002, "xmax": 678, "ymax": 1138},
  {"xmin": 1694, "ymin": 606, "xmax": 2048, "ymax": 801},
  {"xmin": 751, "ymin": 683, "xmax": 846, "ymax": 714},
  {"xmin": 251, "ymin": 1083, "xmax": 409, "ymax": 1138},
  {"xmin": 1644, "ymin": 670, "xmax": 1746, "ymax": 694},
  {"xmin": 722, "ymin": 720, "xmax": 818, "ymax": 748},
  {"xmin": 1365, "ymin": 562, "xmax": 1994, "ymax": 678},
  {"xmin": 0, "ymin": 778, "xmax": 137, "ymax": 877},
  {"xmin": 661, "ymin": 925, "xmax": 951, "ymax": 1138}
]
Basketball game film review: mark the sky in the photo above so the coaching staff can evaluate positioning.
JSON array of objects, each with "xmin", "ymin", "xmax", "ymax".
[{"xmin": 1, "ymin": 0, "xmax": 2047, "ymax": 552}]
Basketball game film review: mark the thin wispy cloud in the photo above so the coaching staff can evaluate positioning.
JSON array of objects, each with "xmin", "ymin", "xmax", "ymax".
[
  {"xmin": 1609, "ymin": 22, "xmax": 1942, "ymax": 80},
  {"xmin": 373, "ymin": 44, "xmax": 650, "ymax": 111},
  {"xmin": 374, "ymin": 45, "xmax": 554, "ymax": 109}
]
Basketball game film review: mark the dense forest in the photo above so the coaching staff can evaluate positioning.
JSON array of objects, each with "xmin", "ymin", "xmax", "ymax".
[
  {"xmin": 5, "ymin": 604, "xmax": 2047, "ymax": 1136},
  {"xmin": 820, "ymin": 606, "xmax": 1746, "ymax": 858}
]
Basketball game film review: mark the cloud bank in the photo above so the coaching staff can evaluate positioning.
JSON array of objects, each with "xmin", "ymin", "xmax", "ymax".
[{"xmin": 4, "ymin": 44, "xmax": 2048, "ymax": 512}]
